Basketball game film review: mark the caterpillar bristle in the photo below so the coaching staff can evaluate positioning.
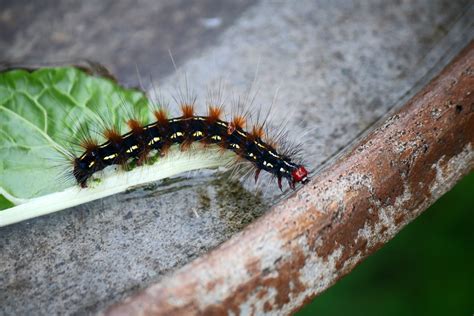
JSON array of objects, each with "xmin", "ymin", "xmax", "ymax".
[
  {"xmin": 250, "ymin": 124, "xmax": 265, "ymax": 139},
  {"xmin": 103, "ymin": 128, "xmax": 123, "ymax": 143},
  {"xmin": 127, "ymin": 119, "xmax": 144, "ymax": 133},
  {"xmin": 207, "ymin": 105, "xmax": 222, "ymax": 123},
  {"xmin": 254, "ymin": 168, "xmax": 261, "ymax": 183},
  {"xmin": 180, "ymin": 138, "xmax": 194, "ymax": 151},
  {"xmin": 265, "ymin": 138, "xmax": 279, "ymax": 150},
  {"xmin": 181, "ymin": 104, "xmax": 194, "ymax": 118},
  {"xmin": 159, "ymin": 143, "xmax": 171, "ymax": 157},
  {"xmin": 216, "ymin": 141, "xmax": 229, "ymax": 155},
  {"xmin": 80, "ymin": 139, "xmax": 99, "ymax": 152},
  {"xmin": 153, "ymin": 109, "xmax": 168, "ymax": 124},
  {"xmin": 277, "ymin": 175, "xmax": 283, "ymax": 191},
  {"xmin": 227, "ymin": 115, "xmax": 246, "ymax": 135}
]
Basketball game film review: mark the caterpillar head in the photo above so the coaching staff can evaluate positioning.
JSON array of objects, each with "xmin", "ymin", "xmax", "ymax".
[
  {"xmin": 291, "ymin": 166, "xmax": 309, "ymax": 184},
  {"xmin": 290, "ymin": 165, "xmax": 309, "ymax": 189},
  {"xmin": 277, "ymin": 163, "xmax": 310, "ymax": 190}
]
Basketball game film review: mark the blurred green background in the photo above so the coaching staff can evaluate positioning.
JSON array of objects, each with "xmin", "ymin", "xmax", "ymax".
[{"xmin": 298, "ymin": 172, "xmax": 473, "ymax": 316}]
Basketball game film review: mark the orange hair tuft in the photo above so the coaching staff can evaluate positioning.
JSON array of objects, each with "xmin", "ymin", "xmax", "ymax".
[
  {"xmin": 251, "ymin": 124, "xmax": 265, "ymax": 139},
  {"xmin": 103, "ymin": 128, "xmax": 122, "ymax": 143},
  {"xmin": 127, "ymin": 119, "xmax": 143, "ymax": 133},
  {"xmin": 181, "ymin": 104, "xmax": 194, "ymax": 118},
  {"xmin": 80, "ymin": 139, "xmax": 99, "ymax": 152},
  {"xmin": 232, "ymin": 115, "xmax": 246, "ymax": 129},
  {"xmin": 207, "ymin": 106, "xmax": 222, "ymax": 123},
  {"xmin": 154, "ymin": 109, "xmax": 168, "ymax": 124}
]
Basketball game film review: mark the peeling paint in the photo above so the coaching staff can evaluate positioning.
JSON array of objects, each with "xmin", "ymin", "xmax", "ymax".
[{"xmin": 430, "ymin": 144, "xmax": 473, "ymax": 197}]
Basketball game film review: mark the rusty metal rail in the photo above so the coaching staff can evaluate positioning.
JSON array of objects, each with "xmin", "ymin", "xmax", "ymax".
[{"xmin": 106, "ymin": 41, "xmax": 474, "ymax": 315}]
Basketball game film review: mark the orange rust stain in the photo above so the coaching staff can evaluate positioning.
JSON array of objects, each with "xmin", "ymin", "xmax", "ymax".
[
  {"xmin": 394, "ymin": 212, "xmax": 406, "ymax": 226},
  {"xmin": 315, "ymin": 187, "xmax": 379, "ymax": 268},
  {"xmin": 202, "ymin": 248, "xmax": 309, "ymax": 315},
  {"xmin": 304, "ymin": 206, "xmax": 332, "ymax": 251}
]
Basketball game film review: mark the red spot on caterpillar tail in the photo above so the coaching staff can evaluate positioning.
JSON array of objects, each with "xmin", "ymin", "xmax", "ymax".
[
  {"xmin": 292, "ymin": 166, "xmax": 308, "ymax": 184},
  {"xmin": 181, "ymin": 104, "xmax": 194, "ymax": 118}
]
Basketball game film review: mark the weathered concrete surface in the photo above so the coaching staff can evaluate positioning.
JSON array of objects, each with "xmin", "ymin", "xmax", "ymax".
[
  {"xmin": 0, "ymin": 0, "xmax": 473, "ymax": 314},
  {"xmin": 0, "ymin": 0, "xmax": 256, "ymax": 85},
  {"xmin": 107, "ymin": 42, "xmax": 474, "ymax": 315}
]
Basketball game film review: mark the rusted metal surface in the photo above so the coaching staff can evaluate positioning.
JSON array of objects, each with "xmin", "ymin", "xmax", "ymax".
[{"xmin": 106, "ymin": 42, "xmax": 474, "ymax": 315}]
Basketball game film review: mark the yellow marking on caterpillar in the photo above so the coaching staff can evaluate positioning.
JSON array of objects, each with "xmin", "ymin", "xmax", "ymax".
[
  {"xmin": 263, "ymin": 161, "xmax": 273, "ymax": 168},
  {"xmin": 126, "ymin": 145, "xmax": 139, "ymax": 153},
  {"xmin": 217, "ymin": 122, "xmax": 227, "ymax": 127},
  {"xmin": 236, "ymin": 130, "xmax": 246, "ymax": 137},
  {"xmin": 256, "ymin": 142, "xmax": 266, "ymax": 149},
  {"xmin": 248, "ymin": 152, "xmax": 257, "ymax": 160},
  {"xmin": 194, "ymin": 117, "xmax": 206, "ymax": 121},
  {"xmin": 211, "ymin": 135, "xmax": 222, "ymax": 141},
  {"xmin": 88, "ymin": 161, "xmax": 95, "ymax": 168},
  {"xmin": 268, "ymin": 151, "xmax": 280, "ymax": 158},
  {"xmin": 230, "ymin": 143, "xmax": 240, "ymax": 149},
  {"xmin": 193, "ymin": 131, "xmax": 204, "ymax": 137},
  {"xmin": 103, "ymin": 153, "xmax": 118, "ymax": 161},
  {"xmin": 170, "ymin": 131, "xmax": 184, "ymax": 139},
  {"xmin": 148, "ymin": 137, "xmax": 161, "ymax": 145}
]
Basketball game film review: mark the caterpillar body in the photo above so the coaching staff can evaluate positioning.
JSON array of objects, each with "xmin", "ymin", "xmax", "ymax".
[{"xmin": 73, "ymin": 104, "xmax": 309, "ymax": 190}]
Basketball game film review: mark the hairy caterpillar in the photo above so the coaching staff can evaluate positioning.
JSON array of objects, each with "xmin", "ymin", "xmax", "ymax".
[
  {"xmin": 71, "ymin": 102, "xmax": 309, "ymax": 190},
  {"xmin": 0, "ymin": 65, "xmax": 311, "ymax": 226}
]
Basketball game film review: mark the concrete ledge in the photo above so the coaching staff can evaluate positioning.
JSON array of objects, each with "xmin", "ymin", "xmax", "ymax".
[{"xmin": 106, "ymin": 41, "xmax": 474, "ymax": 315}]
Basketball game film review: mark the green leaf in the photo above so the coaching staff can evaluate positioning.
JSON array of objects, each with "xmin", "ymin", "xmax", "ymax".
[
  {"xmin": 0, "ymin": 67, "xmax": 234, "ymax": 224},
  {"xmin": 0, "ymin": 67, "xmax": 150, "ymax": 202}
]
